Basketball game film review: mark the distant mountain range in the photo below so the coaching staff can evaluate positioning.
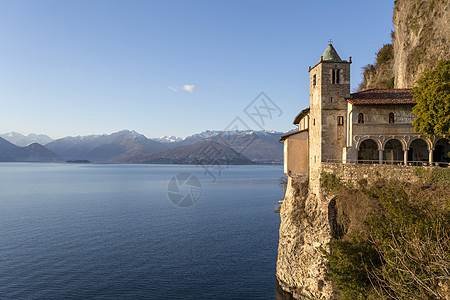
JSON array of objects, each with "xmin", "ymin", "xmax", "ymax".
[
  {"xmin": 0, "ymin": 138, "xmax": 61, "ymax": 162},
  {"xmin": 0, "ymin": 129, "xmax": 291, "ymax": 164},
  {"xmin": 126, "ymin": 141, "xmax": 254, "ymax": 165},
  {"xmin": 0, "ymin": 132, "xmax": 54, "ymax": 147},
  {"xmin": 45, "ymin": 130, "xmax": 167, "ymax": 163}
]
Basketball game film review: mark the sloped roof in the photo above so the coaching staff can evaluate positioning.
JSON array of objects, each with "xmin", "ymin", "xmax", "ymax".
[
  {"xmin": 347, "ymin": 89, "xmax": 414, "ymax": 105},
  {"xmin": 279, "ymin": 129, "xmax": 308, "ymax": 142},
  {"xmin": 293, "ymin": 107, "xmax": 310, "ymax": 125},
  {"xmin": 322, "ymin": 44, "xmax": 342, "ymax": 62}
]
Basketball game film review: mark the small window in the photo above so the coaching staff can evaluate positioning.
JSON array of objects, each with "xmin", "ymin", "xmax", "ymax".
[
  {"xmin": 313, "ymin": 74, "xmax": 316, "ymax": 87},
  {"xmin": 331, "ymin": 69, "xmax": 342, "ymax": 84},
  {"xmin": 330, "ymin": 97, "xmax": 333, "ymax": 103},
  {"xmin": 337, "ymin": 116, "xmax": 344, "ymax": 126},
  {"xmin": 389, "ymin": 113, "xmax": 395, "ymax": 124},
  {"xmin": 313, "ymin": 119, "xmax": 316, "ymax": 125},
  {"xmin": 358, "ymin": 113, "xmax": 364, "ymax": 124}
]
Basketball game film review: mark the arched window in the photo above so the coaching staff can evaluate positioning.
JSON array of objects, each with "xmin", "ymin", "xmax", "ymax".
[
  {"xmin": 358, "ymin": 113, "xmax": 364, "ymax": 124},
  {"xmin": 389, "ymin": 112, "xmax": 395, "ymax": 123},
  {"xmin": 336, "ymin": 69, "xmax": 341, "ymax": 84}
]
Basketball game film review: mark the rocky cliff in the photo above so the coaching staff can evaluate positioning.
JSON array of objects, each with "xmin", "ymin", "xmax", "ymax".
[
  {"xmin": 276, "ymin": 175, "xmax": 336, "ymax": 299},
  {"xmin": 394, "ymin": 0, "xmax": 450, "ymax": 88},
  {"xmin": 277, "ymin": 164, "xmax": 450, "ymax": 299},
  {"xmin": 359, "ymin": 0, "xmax": 449, "ymax": 90}
]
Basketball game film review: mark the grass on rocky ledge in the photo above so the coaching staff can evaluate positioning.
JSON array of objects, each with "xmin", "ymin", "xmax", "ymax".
[{"xmin": 321, "ymin": 168, "xmax": 450, "ymax": 300}]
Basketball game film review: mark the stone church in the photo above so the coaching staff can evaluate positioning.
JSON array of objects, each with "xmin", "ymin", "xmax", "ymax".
[{"xmin": 280, "ymin": 44, "xmax": 449, "ymax": 183}]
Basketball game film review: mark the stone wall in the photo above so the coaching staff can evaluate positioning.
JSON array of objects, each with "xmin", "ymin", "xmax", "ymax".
[
  {"xmin": 284, "ymin": 131, "xmax": 309, "ymax": 175},
  {"xmin": 309, "ymin": 63, "xmax": 324, "ymax": 196},
  {"xmin": 319, "ymin": 62, "xmax": 350, "ymax": 163},
  {"xmin": 321, "ymin": 162, "xmax": 429, "ymax": 187}
]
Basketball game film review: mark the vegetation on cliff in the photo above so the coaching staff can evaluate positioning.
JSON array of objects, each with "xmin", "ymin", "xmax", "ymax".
[
  {"xmin": 412, "ymin": 60, "xmax": 450, "ymax": 136},
  {"xmin": 359, "ymin": 0, "xmax": 449, "ymax": 90},
  {"xmin": 393, "ymin": 0, "xmax": 449, "ymax": 88},
  {"xmin": 358, "ymin": 43, "xmax": 395, "ymax": 91},
  {"xmin": 321, "ymin": 168, "xmax": 450, "ymax": 299}
]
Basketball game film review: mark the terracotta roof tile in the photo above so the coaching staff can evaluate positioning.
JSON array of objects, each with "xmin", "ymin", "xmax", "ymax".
[{"xmin": 347, "ymin": 89, "xmax": 414, "ymax": 105}]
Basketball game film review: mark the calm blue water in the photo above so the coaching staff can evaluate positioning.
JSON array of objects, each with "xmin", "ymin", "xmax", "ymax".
[{"xmin": 0, "ymin": 163, "xmax": 282, "ymax": 299}]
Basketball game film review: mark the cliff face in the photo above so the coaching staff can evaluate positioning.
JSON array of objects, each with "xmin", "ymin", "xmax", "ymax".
[
  {"xmin": 276, "ymin": 176, "xmax": 336, "ymax": 299},
  {"xmin": 359, "ymin": 0, "xmax": 449, "ymax": 90},
  {"xmin": 277, "ymin": 164, "xmax": 450, "ymax": 299},
  {"xmin": 393, "ymin": 0, "xmax": 450, "ymax": 88},
  {"xmin": 358, "ymin": 45, "xmax": 395, "ymax": 91}
]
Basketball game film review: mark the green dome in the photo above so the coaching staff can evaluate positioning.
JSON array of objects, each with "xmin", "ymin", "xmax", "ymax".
[{"xmin": 322, "ymin": 44, "xmax": 342, "ymax": 62}]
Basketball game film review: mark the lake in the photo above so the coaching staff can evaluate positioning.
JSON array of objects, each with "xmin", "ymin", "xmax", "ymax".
[{"xmin": 0, "ymin": 163, "xmax": 283, "ymax": 299}]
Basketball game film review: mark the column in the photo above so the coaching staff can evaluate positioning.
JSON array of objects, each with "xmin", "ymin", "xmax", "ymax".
[
  {"xmin": 378, "ymin": 149, "xmax": 383, "ymax": 164},
  {"xmin": 404, "ymin": 148, "xmax": 408, "ymax": 165},
  {"xmin": 429, "ymin": 149, "xmax": 433, "ymax": 164}
]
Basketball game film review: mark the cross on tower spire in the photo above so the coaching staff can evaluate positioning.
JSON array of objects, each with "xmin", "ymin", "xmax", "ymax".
[{"xmin": 328, "ymin": 39, "xmax": 333, "ymax": 44}]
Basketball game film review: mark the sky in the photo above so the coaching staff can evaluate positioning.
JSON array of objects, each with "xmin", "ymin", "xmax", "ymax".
[{"xmin": 0, "ymin": 0, "xmax": 395, "ymax": 139}]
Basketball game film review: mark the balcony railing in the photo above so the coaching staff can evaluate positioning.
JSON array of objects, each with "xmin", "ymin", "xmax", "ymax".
[{"xmin": 322, "ymin": 158, "xmax": 450, "ymax": 167}]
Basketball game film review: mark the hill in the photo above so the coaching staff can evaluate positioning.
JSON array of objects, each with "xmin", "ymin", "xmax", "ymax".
[
  {"xmin": 46, "ymin": 130, "xmax": 167, "ymax": 162},
  {"xmin": 2, "ymin": 129, "xmax": 288, "ymax": 164},
  {"xmin": 44, "ymin": 129, "xmax": 285, "ymax": 164},
  {"xmin": 126, "ymin": 141, "xmax": 254, "ymax": 165},
  {"xmin": 164, "ymin": 130, "xmax": 284, "ymax": 164},
  {"xmin": 0, "ymin": 137, "xmax": 20, "ymax": 161},
  {"xmin": 0, "ymin": 138, "xmax": 61, "ymax": 162}
]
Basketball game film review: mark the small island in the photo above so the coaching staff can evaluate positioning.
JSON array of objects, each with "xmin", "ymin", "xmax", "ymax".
[{"xmin": 66, "ymin": 160, "xmax": 90, "ymax": 163}]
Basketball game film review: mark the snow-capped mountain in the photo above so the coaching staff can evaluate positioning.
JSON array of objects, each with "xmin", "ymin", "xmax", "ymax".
[
  {"xmin": 162, "ymin": 129, "xmax": 288, "ymax": 164},
  {"xmin": 2, "ymin": 128, "xmax": 294, "ymax": 164},
  {"xmin": 45, "ymin": 130, "xmax": 167, "ymax": 162},
  {"xmin": 0, "ymin": 132, "xmax": 54, "ymax": 147},
  {"xmin": 151, "ymin": 136, "xmax": 184, "ymax": 143}
]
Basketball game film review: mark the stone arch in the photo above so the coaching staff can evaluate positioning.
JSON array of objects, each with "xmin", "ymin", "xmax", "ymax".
[
  {"xmin": 358, "ymin": 139, "xmax": 379, "ymax": 164},
  {"xmin": 382, "ymin": 137, "xmax": 407, "ymax": 151},
  {"xmin": 356, "ymin": 136, "xmax": 382, "ymax": 151},
  {"xmin": 408, "ymin": 138, "xmax": 429, "ymax": 163},
  {"xmin": 433, "ymin": 138, "xmax": 449, "ymax": 163},
  {"xmin": 407, "ymin": 136, "xmax": 432, "ymax": 150},
  {"xmin": 383, "ymin": 139, "xmax": 404, "ymax": 164}
]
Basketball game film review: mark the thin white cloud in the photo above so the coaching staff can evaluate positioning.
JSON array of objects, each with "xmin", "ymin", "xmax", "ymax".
[
  {"xmin": 168, "ymin": 86, "xmax": 179, "ymax": 92},
  {"xmin": 182, "ymin": 85, "xmax": 196, "ymax": 93}
]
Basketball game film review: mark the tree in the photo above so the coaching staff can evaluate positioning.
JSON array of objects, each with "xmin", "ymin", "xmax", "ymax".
[{"xmin": 412, "ymin": 60, "xmax": 450, "ymax": 136}]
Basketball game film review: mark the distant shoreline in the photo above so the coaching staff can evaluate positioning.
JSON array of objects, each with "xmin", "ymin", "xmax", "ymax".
[{"xmin": 0, "ymin": 161, "xmax": 283, "ymax": 166}]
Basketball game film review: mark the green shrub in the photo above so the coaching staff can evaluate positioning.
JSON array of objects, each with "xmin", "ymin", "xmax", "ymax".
[
  {"xmin": 324, "ymin": 238, "xmax": 380, "ymax": 300},
  {"xmin": 320, "ymin": 171, "xmax": 343, "ymax": 192},
  {"xmin": 324, "ymin": 176, "xmax": 450, "ymax": 299},
  {"xmin": 376, "ymin": 44, "xmax": 394, "ymax": 65}
]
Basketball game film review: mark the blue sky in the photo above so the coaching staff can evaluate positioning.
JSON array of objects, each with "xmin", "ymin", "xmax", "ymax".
[{"xmin": 0, "ymin": 0, "xmax": 395, "ymax": 139}]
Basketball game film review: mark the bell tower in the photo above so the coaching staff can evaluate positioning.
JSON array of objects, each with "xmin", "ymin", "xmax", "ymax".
[{"xmin": 308, "ymin": 44, "xmax": 351, "ymax": 182}]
